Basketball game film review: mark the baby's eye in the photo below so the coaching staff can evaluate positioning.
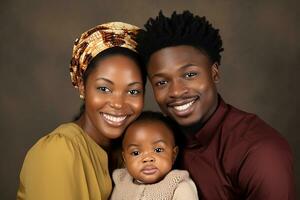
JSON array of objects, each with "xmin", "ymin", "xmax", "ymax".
[
  {"xmin": 184, "ymin": 72, "xmax": 198, "ymax": 78},
  {"xmin": 97, "ymin": 86, "xmax": 111, "ymax": 93},
  {"xmin": 154, "ymin": 147, "xmax": 164, "ymax": 153},
  {"xmin": 155, "ymin": 80, "xmax": 168, "ymax": 86},
  {"xmin": 130, "ymin": 151, "xmax": 140, "ymax": 156},
  {"xmin": 128, "ymin": 89, "xmax": 141, "ymax": 95}
]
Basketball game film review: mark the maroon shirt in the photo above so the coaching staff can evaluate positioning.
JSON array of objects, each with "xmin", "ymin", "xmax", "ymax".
[{"xmin": 179, "ymin": 97, "xmax": 295, "ymax": 199}]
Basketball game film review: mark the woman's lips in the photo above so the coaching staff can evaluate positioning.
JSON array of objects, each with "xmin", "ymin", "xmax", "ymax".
[{"xmin": 101, "ymin": 113, "xmax": 128, "ymax": 127}]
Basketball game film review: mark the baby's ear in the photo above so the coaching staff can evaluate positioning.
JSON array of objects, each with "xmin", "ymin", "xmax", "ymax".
[
  {"xmin": 122, "ymin": 151, "xmax": 126, "ymax": 164},
  {"xmin": 172, "ymin": 146, "xmax": 179, "ymax": 163}
]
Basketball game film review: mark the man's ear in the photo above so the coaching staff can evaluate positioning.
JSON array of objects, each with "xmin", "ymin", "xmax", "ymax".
[
  {"xmin": 172, "ymin": 146, "xmax": 179, "ymax": 164},
  {"xmin": 211, "ymin": 63, "xmax": 220, "ymax": 83}
]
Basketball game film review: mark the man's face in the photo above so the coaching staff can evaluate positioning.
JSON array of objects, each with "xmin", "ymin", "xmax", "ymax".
[{"xmin": 147, "ymin": 45, "xmax": 219, "ymax": 127}]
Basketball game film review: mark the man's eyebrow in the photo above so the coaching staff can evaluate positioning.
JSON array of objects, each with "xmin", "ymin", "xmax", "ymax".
[{"xmin": 150, "ymin": 63, "xmax": 196, "ymax": 79}]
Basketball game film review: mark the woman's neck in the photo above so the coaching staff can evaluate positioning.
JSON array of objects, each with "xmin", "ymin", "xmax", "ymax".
[{"xmin": 75, "ymin": 115, "xmax": 111, "ymax": 151}]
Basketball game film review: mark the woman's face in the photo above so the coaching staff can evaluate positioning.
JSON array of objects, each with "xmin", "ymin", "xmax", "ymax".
[{"xmin": 80, "ymin": 54, "xmax": 144, "ymax": 145}]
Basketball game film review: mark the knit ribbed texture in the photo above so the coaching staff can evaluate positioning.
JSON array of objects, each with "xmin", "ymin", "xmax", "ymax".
[{"xmin": 110, "ymin": 168, "xmax": 189, "ymax": 200}]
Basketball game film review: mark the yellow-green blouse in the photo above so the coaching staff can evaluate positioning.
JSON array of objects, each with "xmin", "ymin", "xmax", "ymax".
[{"xmin": 17, "ymin": 123, "xmax": 112, "ymax": 200}]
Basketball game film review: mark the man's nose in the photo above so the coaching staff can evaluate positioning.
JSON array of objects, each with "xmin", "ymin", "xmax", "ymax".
[{"xmin": 169, "ymin": 79, "xmax": 188, "ymax": 98}]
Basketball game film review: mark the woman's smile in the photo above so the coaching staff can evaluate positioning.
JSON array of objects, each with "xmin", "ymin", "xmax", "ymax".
[{"xmin": 101, "ymin": 112, "xmax": 128, "ymax": 127}]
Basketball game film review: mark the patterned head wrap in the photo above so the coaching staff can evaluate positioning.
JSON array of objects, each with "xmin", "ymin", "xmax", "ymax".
[{"xmin": 70, "ymin": 22, "xmax": 140, "ymax": 88}]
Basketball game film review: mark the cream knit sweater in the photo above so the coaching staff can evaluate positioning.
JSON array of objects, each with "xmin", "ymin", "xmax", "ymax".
[{"xmin": 110, "ymin": 168, "xmax": 198, "ymax": 200}]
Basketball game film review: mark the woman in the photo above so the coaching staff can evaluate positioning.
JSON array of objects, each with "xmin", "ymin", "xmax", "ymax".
[{"xmin": 17, "ymin": 22, "xmax": 146, "ymax": 200}]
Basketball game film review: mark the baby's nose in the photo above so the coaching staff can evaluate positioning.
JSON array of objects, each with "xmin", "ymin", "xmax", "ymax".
[{"xmin": 142, "ymin": 154, "xmax": 155, "ymax": 163}]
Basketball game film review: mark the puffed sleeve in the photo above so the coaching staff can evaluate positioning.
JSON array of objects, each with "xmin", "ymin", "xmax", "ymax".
[
  {"xmin": 238, "ymin": 137, "xmax": 295, "ymax": 200},
  {"xmin": 17, "ymin": 133, "xmax": 89, "ymax": 200},
  {"xmin": 173, "ymin": 178, "xmax": 199, "ymax": 200}
]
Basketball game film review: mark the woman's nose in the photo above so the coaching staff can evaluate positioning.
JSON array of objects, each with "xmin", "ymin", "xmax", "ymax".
[{"xmin": 109, "ymin": 94, "xmax": 124, "ymax": 109}]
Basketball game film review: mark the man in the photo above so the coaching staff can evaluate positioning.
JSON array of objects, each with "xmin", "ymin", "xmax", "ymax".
[{"xmin": 135, "ymin": 11, "xmax": 295, "ymax": 199}]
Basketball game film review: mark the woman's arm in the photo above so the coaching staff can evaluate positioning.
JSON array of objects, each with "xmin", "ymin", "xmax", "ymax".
[{"xmin": 17, "ymin": 134, "xmax": 88, "ymax": 200}]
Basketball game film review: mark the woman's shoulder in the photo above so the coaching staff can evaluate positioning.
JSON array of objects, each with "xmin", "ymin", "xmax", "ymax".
[
  {"xmin": 49, "ymin": 122, "xmax": 84, "ymax": 140},
  {"xmin": 25, "ymin": 123, "xmax": 84, "ymax": 160}
]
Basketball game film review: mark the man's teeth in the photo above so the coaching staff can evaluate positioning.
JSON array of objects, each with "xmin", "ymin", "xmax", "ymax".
[
  {"xmin": 174, "ymin": 101, "xmax": 194, "ymax": 111},
  {"xmin": 103, "ymin": 113, "xmax": 126, "ymax": 122}
]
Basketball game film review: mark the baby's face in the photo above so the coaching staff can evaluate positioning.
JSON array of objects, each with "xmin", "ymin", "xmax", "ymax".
[{"xmin": 122, "ymin": 120, "xmax": 178, "ymax": 184}]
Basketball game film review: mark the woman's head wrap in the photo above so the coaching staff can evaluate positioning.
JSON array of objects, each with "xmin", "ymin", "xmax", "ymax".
[{"xmin": 70, "ymin": 22, "xmax": 140, "ymax": 88}]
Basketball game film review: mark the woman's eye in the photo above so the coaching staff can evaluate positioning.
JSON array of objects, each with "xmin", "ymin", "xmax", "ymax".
[
  {"xmin": 184, "ymin": 72, "xmax": 198, "ymax": 78},
  {"xmin": 130, "ymin": 151, "xmax": 140, "ymax": 156},
  {"xmin": 97, "ymin": 87, "xmax": 111, "ymax": 93},
  {"xmin": 154, "ymin": 147, "xmax": 164, "ymax": 153},
  {"xmin": 155, "ymin": 80, "xmax": 167, "ymax": 86},
  {"xmin": 128, "ymin": 89, "xmax": 141, "ymax": 95}
]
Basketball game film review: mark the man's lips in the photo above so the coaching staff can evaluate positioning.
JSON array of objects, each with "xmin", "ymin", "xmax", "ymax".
[{"xmin": 168, "ymin": 96, "xmax": 199, "ymax": 112}]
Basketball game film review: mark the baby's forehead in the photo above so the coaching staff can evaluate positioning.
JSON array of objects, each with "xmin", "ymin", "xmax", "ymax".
[{"xmin": 123, "ymin": 119, "xmax": 175, "ymax": 145}]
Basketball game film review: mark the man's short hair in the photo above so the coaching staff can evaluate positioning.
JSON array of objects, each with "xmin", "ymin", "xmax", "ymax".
[{"xmin": 136, "ymin": 10, "xmax": 224, "ymax": 66}]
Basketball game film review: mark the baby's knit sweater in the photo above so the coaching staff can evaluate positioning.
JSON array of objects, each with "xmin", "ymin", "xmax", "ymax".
[{"xmin": 110, "ymin": 168, "xmax": 198, "ymax": 200}]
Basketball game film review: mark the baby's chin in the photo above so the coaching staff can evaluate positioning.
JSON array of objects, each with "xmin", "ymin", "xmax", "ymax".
[{"xmin": 134, "ymin": 176, "xmax": 165, "ymax": 185}]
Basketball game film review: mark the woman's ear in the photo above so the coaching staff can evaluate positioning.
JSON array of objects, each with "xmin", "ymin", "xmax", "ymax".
[
  {"xmin": 78, "ymin": 80, "xmax": 85, "ymax": 99},
  {"xmin": 172, "ymin": 146, "xmax": 179, "ymax": 164},
  {"xmin": 211, "ymin": 63, "xmax": 220, "ymax": 83}
]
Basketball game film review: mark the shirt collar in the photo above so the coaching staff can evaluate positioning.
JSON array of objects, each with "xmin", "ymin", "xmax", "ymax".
[{"xmin": 185, "ymin": 95, "xmax": 229, "ymax": 148}]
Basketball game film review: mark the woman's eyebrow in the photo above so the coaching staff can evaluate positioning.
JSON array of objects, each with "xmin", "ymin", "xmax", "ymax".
[
  {"xmin": 128, "ymin": 82, "xmax": 143, "ymax": 86},
  {"xmin": 95, "ymin": 77, "xmax": 113, "ymax": 84}
]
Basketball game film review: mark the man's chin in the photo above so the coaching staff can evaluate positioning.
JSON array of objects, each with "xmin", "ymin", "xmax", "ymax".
[{"xmin": 172, "ymin": 115, "xmax": 198, "ymax": 126}]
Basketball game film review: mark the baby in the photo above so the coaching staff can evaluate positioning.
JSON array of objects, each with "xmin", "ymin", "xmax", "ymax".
[{"xmin": 110, "ymin": 111, "xmax": 198, "ymax": 200}]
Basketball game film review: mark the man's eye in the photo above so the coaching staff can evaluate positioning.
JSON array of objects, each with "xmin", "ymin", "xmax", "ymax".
[
  {"xmin": 97, "ymin": 87, "xmax": 111, "ymax": 93},
  {"xmin": 154, "ymin": 147, "xmax": 164, "ymax": 153},
  {"xmin": 128, "ymin": 89, "xmax": 141, "ymax": 95},
  {"xmin": 184, "ymin": 72, "xmax": 197, "ymax": 78},
  {"xmin": 156, "ymin": 80, "xmax": 167, "ymax": 86},
  {"xmin": 130, "ymin": 151, "xmax": 140, "ymax": 156}
]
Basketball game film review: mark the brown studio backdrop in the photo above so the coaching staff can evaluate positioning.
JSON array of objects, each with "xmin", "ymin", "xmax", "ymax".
[{"xmin": 0, "ymin": 0, "xmax": 299, "ymax": 199}]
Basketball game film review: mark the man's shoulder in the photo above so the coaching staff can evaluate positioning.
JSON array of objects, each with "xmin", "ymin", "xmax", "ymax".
[
  {"xmin": 223, "ymin": 103, "xmax": 281, "ymax": 139},
  {"xmin": 222, "ymin": 102, "xmax": 289, "ymax": 157}
]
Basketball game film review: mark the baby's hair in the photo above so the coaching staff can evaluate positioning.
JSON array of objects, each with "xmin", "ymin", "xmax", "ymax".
[
  {"xmin": 133, "ymin": 111, "xmax": 176, "ymax": 134},
  {"xmin": 123, "ymin": 111, "xmax": 178, "ymax": 146}
]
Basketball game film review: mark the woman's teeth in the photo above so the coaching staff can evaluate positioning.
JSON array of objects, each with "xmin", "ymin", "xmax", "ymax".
[{"xmin": 103, "ymin": 113, "xmax": 126, "ymax": 122}]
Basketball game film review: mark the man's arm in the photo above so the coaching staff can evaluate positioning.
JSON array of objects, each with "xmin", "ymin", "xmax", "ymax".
[{"xmin": 238, "ymin": 137, "xmax": 295, "ymax": 199}]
